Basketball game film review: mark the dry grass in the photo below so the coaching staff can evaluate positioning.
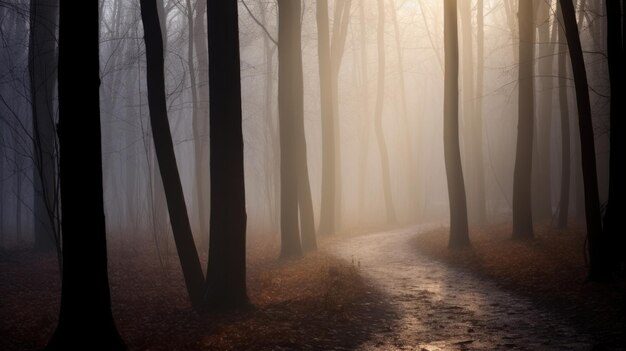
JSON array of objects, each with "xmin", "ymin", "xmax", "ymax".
[{"xmin": 415, "ymin": 223, "xmax": 626, "ymax": 344}]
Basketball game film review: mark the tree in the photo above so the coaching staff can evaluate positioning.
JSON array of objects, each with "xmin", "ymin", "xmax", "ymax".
[
  {"xmin": 139, "ymin": 0, "xmax": 205, "ymax": 307},
  {"xmin": 531, "ymin": 0, "xmax": 557, "ymax": 223},
  {"xmin": 603, "ymin": 0, "xmax": 625, "ymax": 269},
  {"xmin": 278, "ymin": 0, "xmax": 303, "ymax": 258},
  {"xmin": 29, "ymin": 0, "xmax": 58, "ymax": 252},
  {"xmin": 45, "ymin": 0, "xmax": 125, "ymax": 348},
  {"xmin": 203, "ymin": 0, "xmax": 249, "ymax": 310},
  {"xmin": 556, "ymin": 1, "xmax": 570, "ymax": 229},
  {"xmin": 558, "ymin": 0, "xmax": 607, "ymax": 281},
  {"xmin": 443, "ymin": 0, "xmax": 469, "ymax": 248},
  {"xmin": 374, "ymin": 0, "xmax": 397, "ymax": 225},
  {"xmin": 318, "ymin": 0, "xmax": 352, "ymax": 235},
  {"xmin": 316, "ymin": 0, "xmax": 336, "ymax": 236},
  {"xmin": 512, "ymin": 0, "xmax": 534, "ymax": 239}
]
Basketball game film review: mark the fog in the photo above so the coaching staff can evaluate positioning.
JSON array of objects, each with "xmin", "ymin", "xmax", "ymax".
[
  {"xmin": 3, "ymin": 0, "xmax": 609, "ymax": 247},
  {"xmin": 0, "ymin": 0, "xmax": 621, "ymax": 349}
]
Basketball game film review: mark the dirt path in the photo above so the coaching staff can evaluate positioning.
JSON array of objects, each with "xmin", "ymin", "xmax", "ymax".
[{"xmin": 328, "ymin": 227, "xmax": 593, "ymax": 350}]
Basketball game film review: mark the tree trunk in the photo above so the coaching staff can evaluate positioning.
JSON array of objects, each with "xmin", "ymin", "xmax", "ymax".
[
  {"xmin": 204, "ymin": 0, "xmax": 249, "ymax": 310},
  {"xmin": 512, "ymin": 0, "xmax": 534, "ymax": 239},
  {"xmin": 475, "ymin": 0, "xmax": 486, "ymax": 225},
  {"xmin": 389, "ymin": 0, "xmax": 418, "ymax": 220},
  {"xmin": 192, "ymin": 0, "xmax": 211, "ymax": 251},
  {"xmin": 375, "ymin": 0, "xmax": 397, "ymax": 225},
  {"xmin": 140, "ymin": 0, "xmax": 205, "ymax": 307},
  {"xmin": 357, "ymin": 0, "xmax": 371, "ymax": 222},
  {"xmin": 557, "ymin": 2, "xmax": 570, "ymax": 229},
  {"xmin": 558, "ymin": 0, "xmax": 607, "ymax": 281},
  {"xmin": 602, "ymin": 0, "xmax": 625, "ymax": 269},
  {"xmin": 29, "ymin": 0, "xmax": 59, "ymax": 252},
  {"xmin": 316, "ymin": 0, "xmax": 336, "ymax": 236},
  {"xmin": 531, "ymin": 0, "xmax": 555, "ymax": 222},
  {"xmin": 278, "ymin": 0, "xmax": 303, "ymax": 258},
  {"xmin": 443, "ymin": 0, "xmax": 470, "ymax": 248},
  {"xmin": 45, "ymin": 0, "xmax": 125, "ymax": 347}
]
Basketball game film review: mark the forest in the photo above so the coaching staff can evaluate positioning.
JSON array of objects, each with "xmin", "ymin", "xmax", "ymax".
[{"xmin": 0, "ymin": 0, "xmax": 624, "ymax": 350}]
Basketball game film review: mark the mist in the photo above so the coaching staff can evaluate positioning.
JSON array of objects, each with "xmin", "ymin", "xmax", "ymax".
[{"xmin": 1, "ymin": 0, "xmax": 623, "ymax": 350}]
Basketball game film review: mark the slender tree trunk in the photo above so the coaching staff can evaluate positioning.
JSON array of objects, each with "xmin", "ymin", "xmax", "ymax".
[
  {"xmin": 140, "ymin": 0, "xmax": 205, "ymax": 307},
  {"xmin": 512, "ymin": 0, "xmax": 535, "ymax": 239},
  {"xmin": 557, "ymin": 2, "xmax": 571, "ymax": 229},
  {"xmin": 558, "ymin": 0, "xmax": 607, "ymax": 281},
  {"xmin": 603, "ymin": 0, "xmax": 625, "ymax": 269},
  {"xmin": 278, "ymin": 0, "xmax": 303, "ymax": 258},
  {"xmin": 204, "ymin": 0, "xmax": 249, "ymax": 310},
  {"xmin": 475, "ymin": 0, "xmax": 486, "ymax": 225},
  {"xmin": 389, "ymin": 0, "xmax": 417, "ymax": 219},
  {"xmin": 357, "ymin": 0, "xmax": 371, "ymax": 221},
  {"xmin": 45, "ymin": 0, "xmax": 125, "ymax": 348},
  {"xmin": 259, "ymin": 3, "xmax": 279, "ymax": 235},
  {"xmin": 192, "ymin": 0, "xmax": 211, "ymax": 251},
  {"xmin": 444, "ymin": 0, "xmax": 470, "ymax": 248},
  {"xmin": 532, "ymin": 0, "xmax": 555, "ymax": 222},
  {"xmin": 375, "ymin": 0, "xmax": 397, "ymax": 225},
  {"xmin": 29, "ymin": 0, "xmax": 58, "ymax": 252},
  {"xmin": 316, "ymin": 0, "xmax": 336, "ymax": 236}
]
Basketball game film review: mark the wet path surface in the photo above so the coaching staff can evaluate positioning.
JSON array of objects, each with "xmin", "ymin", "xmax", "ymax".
[{"xmin": 328, "ymin": 227, "xmax": 593, "ymax": 350}]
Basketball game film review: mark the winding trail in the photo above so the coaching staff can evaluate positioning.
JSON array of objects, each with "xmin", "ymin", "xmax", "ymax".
[{"xmin": 329, "ymin": 226, "xmax": 593, "ymax": 350}]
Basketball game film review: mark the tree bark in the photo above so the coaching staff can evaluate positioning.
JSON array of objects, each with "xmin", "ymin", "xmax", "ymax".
[
  {"xmin": 558, "ymin": 0, "xmax": 607, "ymax": 281},
  {"xmin": 46, "ymin": 0, "xmax": 125, "ymax": 348},
  {"xmin": 443, "ymin": 0, "xmax": 470, "ymax": 248},
  {"xmin": 140, "ymin": 0, "xmax": 205, "ymax": 307},
  {"xmin": 204, "ymin": 0, "xmax": 249, "ymax": 310},
  {"xmin": 512, "ymin": 0, "xmax": 535, "ymax": 239}
]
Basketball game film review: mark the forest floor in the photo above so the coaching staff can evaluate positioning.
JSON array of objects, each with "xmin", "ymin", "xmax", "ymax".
[
  {"xmin": 329, "ymin": 224, "xmax": 626, "ymax": 350},
  {"xmin": 414, "ymin": 223, "xmax": 626, "ymax": 348},
  {"xmin": 0, "ymin": 236, "xmax": 393, "ymax": 351},
  {"xmin": 2, "ymin": 225, "xmax": 625, "ymax": 350}
]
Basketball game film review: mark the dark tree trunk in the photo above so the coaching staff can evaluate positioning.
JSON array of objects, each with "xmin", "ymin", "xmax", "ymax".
[
  {"xmin": 443, "ymin": 0, "xmax": 469, "ymax": 248},
  {"xmin": 558, "ymin": 0, "xmax": 607, "ymax": 281},
  {"xmin": 278, "ymin": 0, "xmax": 303, "ymax": 258},
  {"xmin": 204, "ymin": 0, "xmax": 249, "ymax": 310},
  {"xmin": 45, "ymin": 1, "xmax": 125, "ymax": 348},
  {"xmin": 374, "ymin": 0, "xmax": 397, "ymax": 225},
  {"xmin": 557, "ymin": 2, "xmax": 570, "ymax": 229},
  {"xmin": 140, "ymin": 0, "xmax": 205, "ymax": 307},
  {"xmin": 316, "ymin": 0, "xmax": 336, "ymax": 236},
  {"xmin": 512, "ymin": 0, "xmax": 534, "ymax": 239},
  {"xmin": 29, "ymin": 0, "xmax": 58, "ymax": 252},
  {"xmin": 603, "ymin": 0, "xmax": 625, "ymax": 269}
]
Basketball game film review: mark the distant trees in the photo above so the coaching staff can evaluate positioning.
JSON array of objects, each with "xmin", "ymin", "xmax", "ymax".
[
  {"xmin": 317, "ymin": 0, "xmax": 352, "ymax": 235},
  {"xmin": 374, "ymin": 0, "xmax": 397, "ymax": 225},
  {"xmin": 512, "ymin": 0, "xmax": 534, "ymax": 239},
  {"xmin": 443, "ymin": 0, "xmax": 469, "ymax": 248},
  {"xmin": 277, "ymin": 0, "xmax": 316, "ymax": 258},
  {"xmin": 139, "ymin": 0, "xmax": 205, "ymax": 308},
  {"xmin": 29, "ymin": 0, "xmax": 59, "ymax": 253},
  {"xmin": 204, "ymin": 0, "xmax": 249, "ymax": 310},
  {"xmin": 46, "ymin": 0, "xmax": 125, "ymax": 348}
]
